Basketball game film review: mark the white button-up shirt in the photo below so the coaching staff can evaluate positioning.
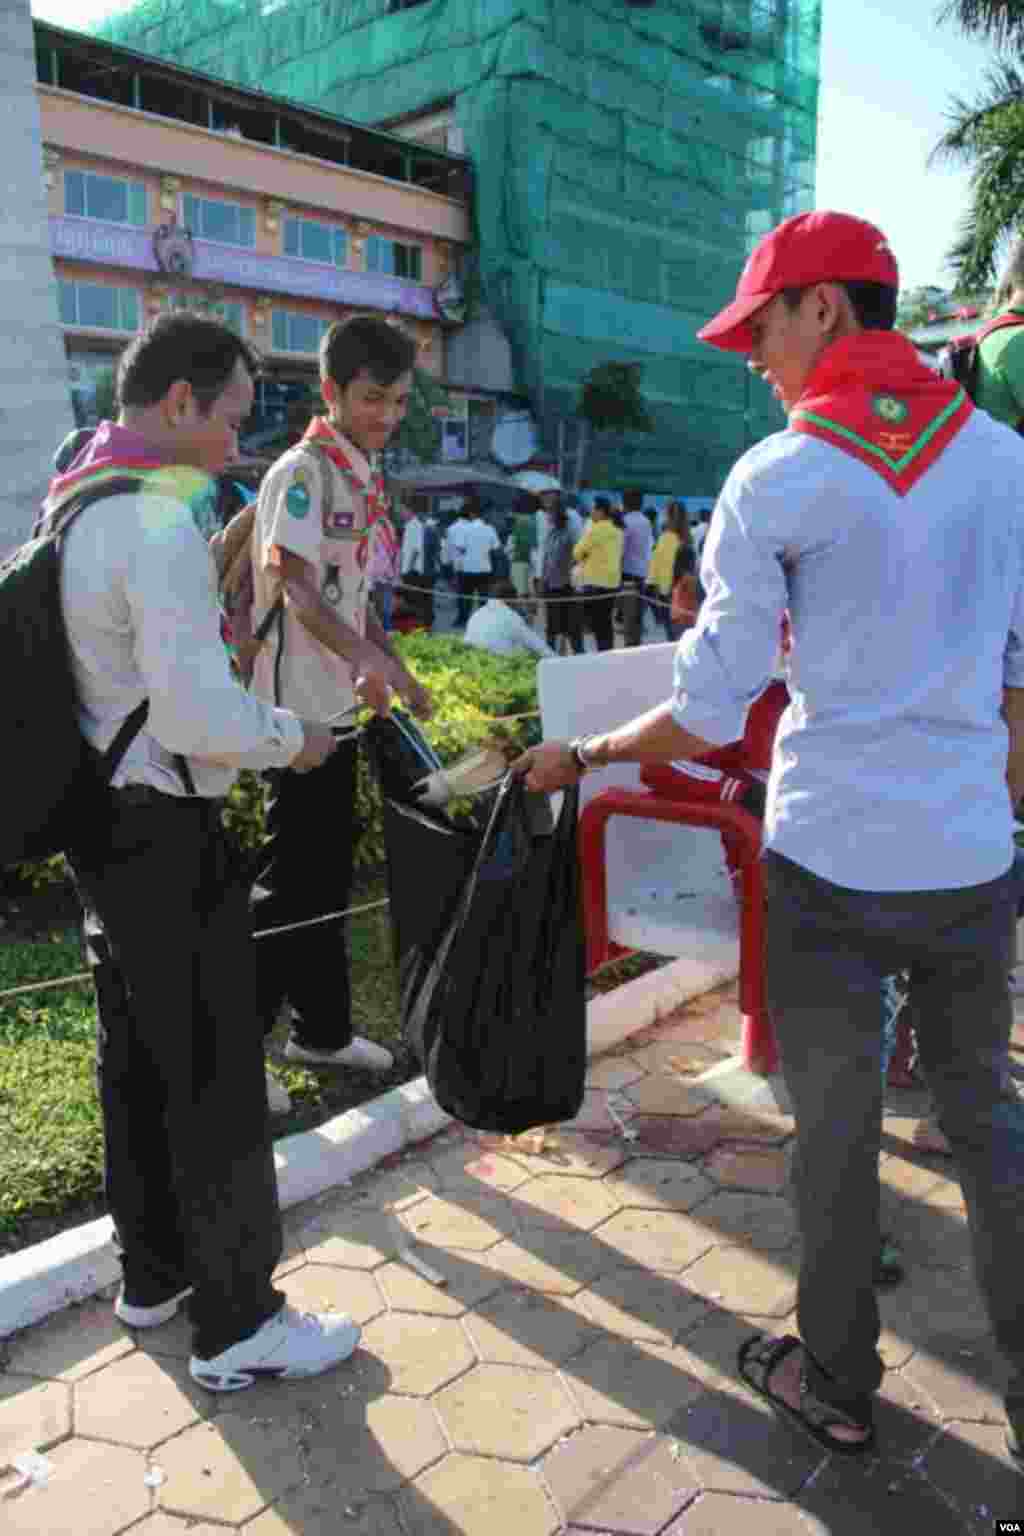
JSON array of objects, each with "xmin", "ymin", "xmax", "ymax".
[
  {"xmin": 464, "ymin": 599, "xmax": 554, "ymax": 657},
  {"xmin": 673, "ymin": 409, "xmax": 1024, "ymax": 891}
]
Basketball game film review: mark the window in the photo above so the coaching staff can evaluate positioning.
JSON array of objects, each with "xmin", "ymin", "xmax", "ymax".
[
  {"xmin": 64, "ymin": 170, "xmax": 147, "ymax": 227},
  {"xmin": 58, "ymin": 280, "xmax": 139, "ymax": 333},
  {"xmin": 365, "ymin": 236, "xmax": 422, "ymax": 281},
  {"xmin": 283, "ymin": 217, "xmax": 348, "ymax": 268},
  {"xmin": 182, "ymin": 194, "xmax": 256, "ymax": 248},
  {"xmin": 164, "ymin": 293, "xmax": 245, "ymax": 336},
  {"xmin": 271, "ymin": 308, "xmax": 331, "ymax": 354}
]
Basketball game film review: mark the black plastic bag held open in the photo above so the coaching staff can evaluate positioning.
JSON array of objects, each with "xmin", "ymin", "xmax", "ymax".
[{"xmin": 376, "ymin": 758, "xmax": 587, "ymax": 1135}]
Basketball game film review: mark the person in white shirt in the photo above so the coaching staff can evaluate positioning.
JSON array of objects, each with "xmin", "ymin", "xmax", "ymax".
[
  {"xmin": 398, "ymin": 497, "xmax": 433, "ymax": 627},
  {"xmin": 513, "ymin": 210, "xmax": 1024, "ymax": 1462},
  {"xmin": 451, "ymin": 492, "xmax": 500, "ymax": 625},
  {"xmin": 464, "ymin": 579, "xmax": 555, "ymax": 658},
  {"xmin": 56, "ymin": 312, "xmax": 356, "ymax": 1394}
]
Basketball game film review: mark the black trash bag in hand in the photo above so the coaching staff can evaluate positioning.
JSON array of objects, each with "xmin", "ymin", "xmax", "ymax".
[{"xmin": 368, "ymin": 731, "xmax": 587, "ymax": 1133}]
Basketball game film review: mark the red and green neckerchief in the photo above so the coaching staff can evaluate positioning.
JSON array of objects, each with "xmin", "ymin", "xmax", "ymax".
[
  {"xmin": 302, "ymin": 415, "xmax": 388, "ymax": 570},
  {"xmin": 44, "ymin": 436, "xmax": 218, "ymax": 539},
  {"xmin": 788, "ymin": 331, "xmax": 973, "ymax": 496}
]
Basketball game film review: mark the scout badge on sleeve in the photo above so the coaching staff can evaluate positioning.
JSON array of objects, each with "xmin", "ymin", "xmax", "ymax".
[{"xmin": 285, "ymin": 468, "xmax": 311, "ymax": 520}]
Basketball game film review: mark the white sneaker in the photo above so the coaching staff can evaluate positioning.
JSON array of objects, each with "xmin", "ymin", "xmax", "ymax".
[
  {"xmin": 115, "ymin": 1285, "xmax": 193, "ymax": 1329},
  {"xmin": 283, "ymin": 1036, "xmax": 394, "ymax": 1072},
  {"xmin": 189, "ymin": 1304, "xmax": 361, "ymax": 1392},
  {"xmin": 265, "ymin": 1069, "xmax": 292, "ymax": 1115}
]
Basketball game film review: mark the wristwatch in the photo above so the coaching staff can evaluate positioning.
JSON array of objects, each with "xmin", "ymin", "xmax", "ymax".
[{"xmin": 569, "ymin": 735, "xmax": 601, "ymax": 775}]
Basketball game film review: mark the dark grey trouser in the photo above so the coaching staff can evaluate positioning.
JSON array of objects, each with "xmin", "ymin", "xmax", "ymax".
[{"xmin": 763, "ymin": 849, "xmax": 1023, "ymax": 1416}]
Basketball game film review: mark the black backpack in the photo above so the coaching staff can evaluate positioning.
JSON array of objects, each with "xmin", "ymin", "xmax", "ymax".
[
  {"xmin": 938, "ymin": 312, "xmax": 1024, "ymax": 406},
  {"xmin": 0, "ymin": 477, "xmax": 152, "ymax": 867}
]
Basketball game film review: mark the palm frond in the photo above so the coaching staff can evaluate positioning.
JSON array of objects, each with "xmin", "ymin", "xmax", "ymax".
[{"xmin": 938, "ymin": 0, "xmax": 1024, "ymax": 49}]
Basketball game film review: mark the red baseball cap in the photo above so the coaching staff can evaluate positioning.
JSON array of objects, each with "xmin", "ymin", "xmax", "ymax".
[{"xmin": 697, "ymin": 211, "xmax": 899, "ymax": 353}]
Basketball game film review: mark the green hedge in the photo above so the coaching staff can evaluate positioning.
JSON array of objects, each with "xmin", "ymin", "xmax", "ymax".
[{"xmin": 15, "ymin": 633, "xmax": 543, "ymax": 890}]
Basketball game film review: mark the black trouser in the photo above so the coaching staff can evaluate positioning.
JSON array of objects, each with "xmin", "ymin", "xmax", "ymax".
[
  {"xmin": 69, "ymin": 795, "xmax": 284, "ymax": 1360},
  {"xmin": 621, "ymin": 575, "xmax": 646, "ymax": 647},
  {"xmin": 458, "ymin": 571, "xmax": 490, "ymax": 626},
  {"xmin": 543, "ymin": 584, "xmax": 584, "ymax": 653},
  {"xmin": 764, "ymin": 850, "xmax": 1024, "ymax": 1416},
  {"xmin": 252, "ymin": 739, "xmax": 358, "ymax": 1051},
  {"xmin": 583, "ymin": 585, "xmax": 616, "ymax": 651},
  {"xmin": 403, "ymin": 573, "xmax": 434, "ymax": 628}
]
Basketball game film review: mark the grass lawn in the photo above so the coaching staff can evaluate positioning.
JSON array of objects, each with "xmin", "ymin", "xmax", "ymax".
[{"xmin": 0, "ymin": 892, "xmax": 664, "ymax": 1257}]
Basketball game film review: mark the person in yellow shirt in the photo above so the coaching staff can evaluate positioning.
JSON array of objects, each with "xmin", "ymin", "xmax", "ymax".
[
  {"xmin": 647, "ymin": 494, "xmax": 687, "ymax": 632},
  {"xmin": 573, "ymin": 496, "xmax": 623, "ymax": 650}
]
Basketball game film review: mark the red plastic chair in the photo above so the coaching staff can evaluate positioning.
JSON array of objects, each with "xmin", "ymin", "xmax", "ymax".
[{"xmin": 579, "ymin": 787, "xmax": 776, "ymax": 1074}]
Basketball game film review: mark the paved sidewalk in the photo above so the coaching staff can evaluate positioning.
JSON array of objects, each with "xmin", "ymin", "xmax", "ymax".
[{"xmin": 2, "ymin": 982, "xmax": 1023, "ymax": 1535}]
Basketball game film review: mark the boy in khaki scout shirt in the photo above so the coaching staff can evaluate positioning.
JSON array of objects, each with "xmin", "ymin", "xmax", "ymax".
[{"xmin": 250, "ymin": 316, "xmax": 432, "ymax": 1082}]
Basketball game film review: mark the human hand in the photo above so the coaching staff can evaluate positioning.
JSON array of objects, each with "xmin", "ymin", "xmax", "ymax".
[
  {"xmin": 510, "ymin": 741, "xmax": 579, "ymax": 792},
  {"xmin": 397, "ymin": 674, "xmax": 434, "ymax": 720},
  {"xmin": 292, "ymin": 721, "xmax": 339, "ymax": 773}
]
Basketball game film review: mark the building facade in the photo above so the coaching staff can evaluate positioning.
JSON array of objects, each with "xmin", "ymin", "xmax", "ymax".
[
  {"xmin": 95, "ymin": 0, "xmax": 822, "ymax": 493},
  {"xmin": 35, "ymin": 21, "xmax": 471, "ymax": 449},
  {"xmin": 1, "ymin": 1, "xmax": 76, "ymax": 553}
]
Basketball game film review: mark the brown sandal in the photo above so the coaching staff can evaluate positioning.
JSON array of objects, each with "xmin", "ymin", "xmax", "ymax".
[{"xmin": 738, "ymin": 1333, "xmax": 875, "ymax": 1457}]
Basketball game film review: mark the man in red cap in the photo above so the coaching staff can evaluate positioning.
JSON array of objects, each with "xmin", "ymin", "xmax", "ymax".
[{"xmin": 514, "ymin": 210, "xmax": 1024, "ymax": 1462}]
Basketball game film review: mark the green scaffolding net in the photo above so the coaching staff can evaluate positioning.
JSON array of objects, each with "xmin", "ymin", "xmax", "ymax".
[{"xmin": 95, "ymin": 0, "xmax": 821, "ymax": 493}]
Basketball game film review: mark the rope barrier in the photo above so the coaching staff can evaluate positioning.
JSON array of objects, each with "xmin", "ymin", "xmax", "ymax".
[
  {"xmin": 388, "ymin": 576, "xmax": 675, "ymax": 611},
  {"xmin": 0, "ymin": 895, "xmax": 397, "ymax": 1002}
]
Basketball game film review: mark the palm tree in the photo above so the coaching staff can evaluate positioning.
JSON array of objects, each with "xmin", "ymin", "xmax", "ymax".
[
  {"xmin": 940, "ymin": 0, "xmax": 1024, "ymax": 48},
  {"xmin": 930, "ymin": 61, "xmax": 1024, "ymax": 286}
]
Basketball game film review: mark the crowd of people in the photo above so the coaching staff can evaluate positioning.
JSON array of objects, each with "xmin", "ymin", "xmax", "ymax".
[{"xmin": 36, "ymin": 208, "xmax": 1024, "ymax": 1479}]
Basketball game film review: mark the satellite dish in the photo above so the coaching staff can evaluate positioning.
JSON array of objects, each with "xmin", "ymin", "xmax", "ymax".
[{"xmin": 491, "ymin": 411, "xmax": 538, "ymax": 468}]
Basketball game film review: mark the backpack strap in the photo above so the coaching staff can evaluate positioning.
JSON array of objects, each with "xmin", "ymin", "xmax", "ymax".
[{"xmin": 49, "ymin": 476, "xmax": 198, "ymax": 796}]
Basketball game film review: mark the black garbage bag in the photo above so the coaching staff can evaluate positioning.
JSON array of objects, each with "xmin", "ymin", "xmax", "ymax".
[{"xmin": 366, "ymin": 721, "xmax": 586, "ymax": 1133}]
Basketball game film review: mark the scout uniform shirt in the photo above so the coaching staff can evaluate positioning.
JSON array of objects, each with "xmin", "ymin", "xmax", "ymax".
[{"xmin": 251, "ymin": 423, "xmax": 379, "ymax": 721}]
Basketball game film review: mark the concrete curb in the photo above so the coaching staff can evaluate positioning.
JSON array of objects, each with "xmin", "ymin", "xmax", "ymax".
[{"xmin": 0, "ymin": 951, "xmax": 736, "ymax": 1339}]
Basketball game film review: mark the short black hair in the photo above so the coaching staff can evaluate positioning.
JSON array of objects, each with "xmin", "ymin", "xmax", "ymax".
[
  {"xmin": 622, "ymin": 487, "xmax": 644, "ymax": 512},
  {"xmin": 117, "ymin": 311, "xmax": 260, "ymax": 414},
  {"xmin": 320, "ymin": 314, "xmax": 417, "ymax": 390},
  {"xmin": 781, "ymin": 281, "xmax": 898, "ymax": 331},
  {"xmin": 593, "ymin": 495, "xmax": 611, "ymax": 512}
]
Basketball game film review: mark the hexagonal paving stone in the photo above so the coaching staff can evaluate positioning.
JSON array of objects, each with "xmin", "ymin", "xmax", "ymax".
[
  {"xmin": 880, "ymin": 1265, "xmax": 993, "ymax": 1358},
  {"xmin": 6, "ymin": 1301, "xmax": 134, "ymax": 1383},
  {"xmin": 435, "ymin": 1362, "xmax": 580, "ymax": 1460},
  {"xmin": 463, "ymin": 1288, "xmax": 599, "ymax": 1368},
  {"xmin": 428, "ymin": 1143, "xmax": 532, "ymax": 1194},
  {"xmin": 673, "ymin": 1382, "xmax": 825, "ymax": 1499},
  {"xmin": 125, "ymin": 1517, "xmax": 228, "ymax": 1536},
  {"xmin": 794, "ymin": 1460, "xmax": 970, "ymax": 1535},
  {"xmin": 399, "ymin": 1192, "xmax": 518, "ymax": 1251},
  {"xmin": 870, "ymin": 1369, "xmax": 946, "ymax": 1465},
  {"xmin": 586, "ymin": 1055, "xmax": 647, "ymax": 1092},
  {"xmin": 562, "ymin": 1089, "xmax": 621, "ymax": 1134},
  {"xmin": 157, "ymin": 1415, "xmax": 304, "ymax": 1524},
  {"xmin": 689, "ymin": 1191, "xmax": 797, "ymax": 1250},
  {"xmin": 704, "ymin": 1146, "xmax": 790, "ymax": 1194},
  {"xmin": 0, "ymin": 1374, "xmax": 70, "ymax": 1467},
  {"xmin": 513, "ymin": 1174, "xmax": 623, "ymax": 1233},
  {"xmin": 879, "ymin": 1199, "xmax": 973, "ymax": 1271},
  {"xmin": 74, "ymin": 1352, "xmax": 205, "ymax": 1449},
  {"xmin": 484, "ymin": 1231, "xmax": 607, "ymax": 1295},
  {"xmin": 663, "ymin": 1492, "xmax": 818, "ymax": 1534},
  {"xmin": 346, "ymin": 1157, "xmax": 440, "ymax": 1210},
  {"xmin": 399, "ymin": 1453, "xmax": 560, "ymax": 1536},
  {"xmin": 902, "ymin": 1347, "xmax": 1007, "ymax": 1425},
  {"xmin": 699, "ymin": 1104, "xmax": 794, "ymax": 1144},
  {"xmin": 298, "ymin": 1390, "xmax": 448, "ymax": 1492},
  {"xmin": 603, "ymin": 1159, "xmax": 716, "ymax": 1213},
  {"xmin": 879, "ymin": 1151, "xmax": 949, "ymax": 1200},
  {"xmin": 597, "ymin": 1210, "xmax": 715, "ymax": 1273},
  {"xmin": 299, "ymin": 1208, "xmax": 396, "ymax": 1269},
  {"xmin": 562, "ymin": 1336, "xmax": 703, "ymax": 1429},
  {"xmin": 276, "ymin": 1263, "xmax": 386, "ymax": 1326},
  {"xmin": 358, "ymin": 1314, "xmax": 475, "ymax": 1396},
  {"xmin": 623, "ymin": 1076, "xmax": 716, "ymax": 1117},
  {"xmin": 921, "ymin": 1419, "xmax": 1024, "ymax": 1528},
  {"xmin": 576, "ymin": 1267, "xmax": 709, "ymax": 1346},
  {"xmin": 628, "ymin": 1116, "xmax": 724, "ymax": 1159},
  {"xmin": 0, "ymin": 1439, "xmax": 149, "ymax": 1535},
  {"xmin": 543, "ymin": 1423, "xmax": 696, "ymax": 1535},
  {"xmin": 672, "ymin": 1306, "xmax": 778, "ymax": 1395},
  {"xmin": 498, "ymin": 1130, "xmax": 630, "ymax": 1179},
  {"xmin": 244, "ymin": 1490, "xmax": 404, "ymax": 1534},
  {"xmin": 375, "ymin": 1250, "xmax": 504, "ymax": 1317},
  {"xmin": 680, "ymin": 1247, "xmax": 797, "ymax": 1317}
]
